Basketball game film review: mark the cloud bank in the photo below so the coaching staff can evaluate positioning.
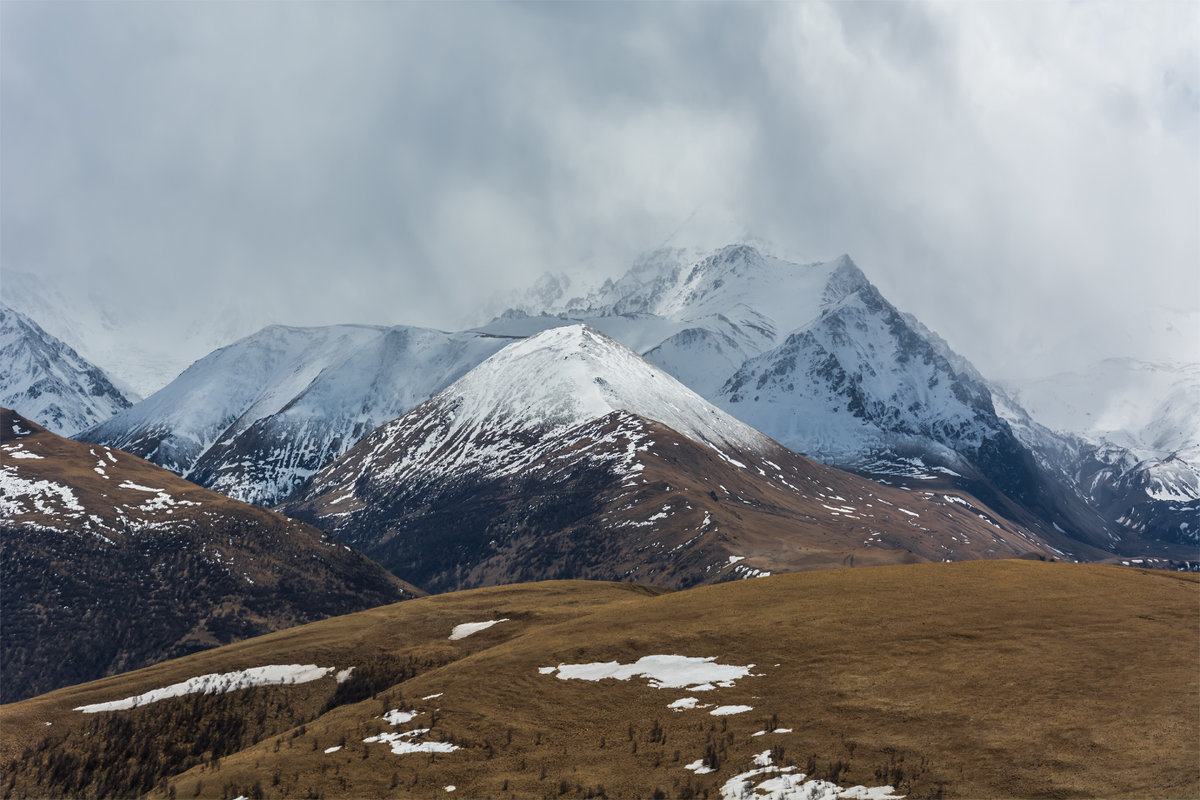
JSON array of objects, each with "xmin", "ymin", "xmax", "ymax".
[{"xmin": 2, "ymin": 1, "xmax": 1196, "ymax": 382}]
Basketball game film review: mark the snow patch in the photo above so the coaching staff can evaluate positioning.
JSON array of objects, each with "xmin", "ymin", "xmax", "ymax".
[
  {"xmin": 75, "ymin": 665, "xmax": 337, "ymax": 713},
  {"xmin": 449, "ymin": 618, "xmax": 510, "ymax": 640},
  {"xmin": 541, "ymin": 655, "xmax": 756, "ymax": 690},
  {"xmin": 711, "ymin": 705, "xmax": 753, "ymax": 716}
]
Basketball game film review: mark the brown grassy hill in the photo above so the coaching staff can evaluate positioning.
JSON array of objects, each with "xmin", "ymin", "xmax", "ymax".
[
  {"xmin": 0, "ymin": 408, "xmax": 420, "ymax": 703},
  {"xmin": 2, "ymin": 560, "xmax": 1195, "ymax": 799}
]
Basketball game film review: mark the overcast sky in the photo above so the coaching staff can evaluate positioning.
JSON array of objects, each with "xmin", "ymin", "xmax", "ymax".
[{"xmin": 2, "ymin": 1, "xmax": 1197, "ymax": 383}]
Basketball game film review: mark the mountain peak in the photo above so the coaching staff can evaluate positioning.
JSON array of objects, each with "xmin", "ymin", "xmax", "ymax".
[
  {"xmin": 822, "ymin": 254, "xmax": 872, "ymax": 302},
  {"xmin": 429, "ymin": 323, "xmax": 773, "ymax": 457}
]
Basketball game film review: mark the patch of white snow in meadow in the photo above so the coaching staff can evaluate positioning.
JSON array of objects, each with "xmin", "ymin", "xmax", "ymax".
[
  {"xmin": 382, "ymin": 709, "xmax": 420, "ymax": 725},
  {"xmin": 669, "ymin": 697, "xmax": 715, "ymax": 711},
  {"xmin": 324, "ymin": 746, "xmax": 342, "ymax": 754},
  {"xmin": 449, "ymin": 618, "xmax": 510, "ymax": 640},
  {"xmin": 711, "ymin": 705, "xmax": 753, "ymax": 716},
  {"xmin": 685, "ymin": 759, "xmax": 715, "ymax": 775},
  {"xmin": 75, "ymin": 665, "xmax": 336, "ymax": 713},
  {"xmin": 541, "ymin": 655, "xmax": 755, "ymax": 690},
  {"xmin": 423, "ymin": 692, "xmax": 444, "ymax": 700},
  {"xmin": 118, "ymin": 480, "xmax": 163, "ymax": 493},
  {"xmin": 719, "ymin": 751, "xmax": 905, "ymax": 800},
  {"xmin": 0, "ymin": 468, "xmax": 84, "ymax": 516},
  {"xmin": 364, "ymin": 728, "xmax": 460, "ymax": 755},
  {"xmin": 335, "ymin": 667, "xmax": 355, "ymax": 683},
  {"xmin": 753, "ymin": 728, "xmax": 793, "ymax": 736}
]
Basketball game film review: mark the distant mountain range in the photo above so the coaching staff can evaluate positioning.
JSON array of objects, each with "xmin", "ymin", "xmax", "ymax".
[
  {"xmin": 65, "ymin": 244, "xmax": 1197, "ymax": 560},
  {"xmin": 6, "ymin": 244, "xmax": 1194, "ymax": 587},
  {"xmin": 0, "ymin": 408, "xmax": 418, "ymax": 702},
  {"xmin": 280, "ymin": 325, "xmax": 1091, "ymax": 593}
]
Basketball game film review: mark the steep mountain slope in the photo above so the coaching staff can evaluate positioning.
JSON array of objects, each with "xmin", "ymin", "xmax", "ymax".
[
  {"xmin": 0, "ymin": 305, "xmax": 133, "ymax": 435},
  {"xmin": 3, "ymin": 561, "xmax": 1195, "ymax": 800},
  {"xmin": 0, "ymin": 409, "xmax": 419, "ymax": 702},
  {"xmin": 79, "ymin": 324, "xmax": 511, "ymax": 505},
  {"xmin": 281, "ymin": 326, "xmax": 1093, "ymax": 593}
]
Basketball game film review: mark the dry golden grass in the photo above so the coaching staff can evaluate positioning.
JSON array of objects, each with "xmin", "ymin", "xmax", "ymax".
[{"xmin": 3, "ymin": 561, "xmax": 1196, "ymax": 799}]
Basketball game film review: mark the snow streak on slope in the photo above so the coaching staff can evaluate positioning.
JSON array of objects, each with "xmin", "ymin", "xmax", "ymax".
[{"xmin": 0, "ymin": 304, "xmax": 133, "ymax": 436}]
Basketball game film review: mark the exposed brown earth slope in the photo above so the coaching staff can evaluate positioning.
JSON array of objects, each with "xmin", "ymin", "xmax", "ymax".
[
  {"xmin": 2, "ymin": 560, "xmax": 1195, "ymax": 799},
  {"xmin": 0, "ymin": 408, "xmax": 419, "ymax": 703}
]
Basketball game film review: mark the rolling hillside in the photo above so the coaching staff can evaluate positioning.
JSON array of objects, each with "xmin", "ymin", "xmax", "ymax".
[{"xmin": 2, "ymin": 560, "xmax": 1195, "ymax": 799}]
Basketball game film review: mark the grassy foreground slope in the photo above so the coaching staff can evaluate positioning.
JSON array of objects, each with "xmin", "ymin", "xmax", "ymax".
[{"xmin": 2, "ymin": 561, "xmax": 1196, "ymax": 799}]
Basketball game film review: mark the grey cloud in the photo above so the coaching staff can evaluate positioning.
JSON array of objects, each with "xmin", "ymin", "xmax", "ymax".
[{"xmin": 2, "ymin": 1, "xmax": 1196, "ymax": 385}]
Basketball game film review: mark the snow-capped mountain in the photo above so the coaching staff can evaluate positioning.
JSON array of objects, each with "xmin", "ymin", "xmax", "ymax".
[
  {"xmin": 477, "ymin": 246, "xmax": 1121, "ymax": 548},
  {"xmin": 73, "ymin": 242, "xmax": 1191, "ymax": 554},
  {"xmin": 80, "ymin": 324, "xmax": 513, "ymax": 505},
  {"xmin": 993, "ymin": 360, "xmax": 1200, "ymax": 546},
  {"xmin": 483, "ymin": 247, "xmax": 1028, "ymax": 478},
  {"xmin": 0, "ymin": 408, "xmax": 418, "ymax": 702},
  {"xmin": 281, "ymin": 326, "xmax": 1090, "ymax": 593},
  {"xmin": 0, "ymin": 304, "xmax": 134, "ymax": 436}
]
